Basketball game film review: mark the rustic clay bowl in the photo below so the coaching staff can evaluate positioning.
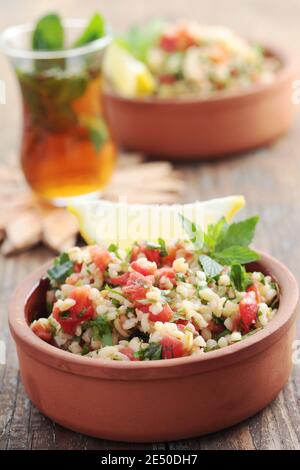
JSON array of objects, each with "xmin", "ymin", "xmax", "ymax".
[
  {"xmin": 103, "ymin": 46, "xmax": 296, "ymax": 160},
  {"xmin": 9, "ymin": 252, "xmax": 298, "ymax": 442}
]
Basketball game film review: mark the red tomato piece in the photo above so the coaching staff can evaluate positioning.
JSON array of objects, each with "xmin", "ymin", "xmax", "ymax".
[
  {"xmin": 130, "ymin": 243, "xmax": 161, "ymax": 266},
  {"xmin": 161, "ymin": 246, "xmax": 177, "ymax": 266},
  {"xmin": 73, "ymin": 263, "xmax": 82, "ymax": 273},
  {"xmin": 161, "ymin": 336, "xmax": 184, "ymax": 359},
  {"xmin": 108, "ymin": 272, "xmax": 130, "ymax": 286},
  {"xmin": 119, "ymin": 347, "xmax": 140, "ymax": 361},
  {"xmin": 157, "ymin": 267, "xmax": 177, "ymax": 286},
  {"xmin": 130, "ymin": 260, "xmax": 157, "ymax": 276},
  {"xmin": 143, "ymin": 248, "xmax": 161, "ymax": 265},
  {"xmin": 148, "ymin": 303, "xmax": 174, "ymax": 323},
  {"xmin": 31, "ymin": 322, "xmax": 53, "ymax": 343},
  {"xmin": 90, "ymin": 246, "xmax": 111, "ymax": 272},
  {"xmin": 160, "ymin": 34, "xmax": 178, "ymax": 52},
  {"xmin": 239, "ymin": 295, "xmax": 258, "ymax": 333},
  {"xmin": 246, "ymin": 284, "xmax": 261, "ymax": 303}
]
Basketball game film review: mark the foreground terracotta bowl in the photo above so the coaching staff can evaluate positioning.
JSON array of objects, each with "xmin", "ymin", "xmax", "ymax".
[
  {"xmin": 103, "ymin": 46, "xmax": 296, "ymax": 160},
  {"xmin": 9, "ymin": 252, "xmax": 298, "ymax": 442}
]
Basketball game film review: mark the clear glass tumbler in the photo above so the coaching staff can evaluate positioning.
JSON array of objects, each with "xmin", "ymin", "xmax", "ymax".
[{"xmin": 1, "ymin": 19, "xmax": 117, "ymax": 205}]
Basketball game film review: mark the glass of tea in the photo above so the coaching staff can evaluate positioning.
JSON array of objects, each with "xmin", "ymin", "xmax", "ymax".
[{"xmin": 1, "ymin": 19, "xmax": 117, "ymax": 205}]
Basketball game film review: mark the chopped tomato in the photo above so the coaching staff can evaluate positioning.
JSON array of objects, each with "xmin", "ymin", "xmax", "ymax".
[
  {"xmin": 90, "ymin": 246, "xmax": 111, "ymax": 272},
  {"xmin": 159, "ymin": 74, "xmax": 177, "ymax": 84},
  {"xmin": 119, "ymin": 347, "xmax": 139, "ymax": 361},
  {"xmin": 143, "ymin": 248, "xmax": 161, "ymax": 265},
  {"xmin": 123, "ymin": 271, "xmax": 153, "ymax": 303},
  {"xmin": 131, "ymin": 243, "xmax": 161, "ymax": 266},
  {"xmin": 136, "ymin": 303, "xmax": 151, "ymax": 313},
  {"xmin": 246, "ymin": 284, "xmax": 261, "ymax": 303},
  {"xmin": 53, "ymin": 287, "xmax": 95, "ymax": 335},
  {"xmin": 31, "ymin": 322, "xmax": 53, "ymax": 343},
  {"xmin": 148, "ymin": 303, "xmax": 174, "ymax": 323},
  {"xmin": 157, "ymin": 267, "xmax": 176, "ymax": 286},
  {"xmin": 160, "ymin": 29, "xmax": 197, "ymax": 52},
  {"xmin": 161, "ymin": 246, "xmax": 177, "ymax": 266},
  {"xmin": 161, "ymin": 336, "xmax": 184, "ymax": 359},
  {"xmin": 131, "ymin": 260, "xmax": 157, "ymax": 276},
  {"xmin": 73, "ymin": 263, "xmax": 82, "ymax": 273},
  {"xmin": 108, "ymin": 272, "xmax": 130, "ymax": 286},
  {"xmin": 239, "ymin": 294, "xmax": 258, "ymax": 333},
  {"xmin": 207, "ymin": 320, "xmax": 225, "ymax": 335}
]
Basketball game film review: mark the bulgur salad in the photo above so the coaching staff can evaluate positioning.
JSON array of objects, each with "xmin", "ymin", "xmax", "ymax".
[
  {"xmin": 30, "ymin": 215, "xmax": 279, "ymax": 361},
  {"xmin": 110, "ymin": 21, "xmax": 280, "ymax": 98}
]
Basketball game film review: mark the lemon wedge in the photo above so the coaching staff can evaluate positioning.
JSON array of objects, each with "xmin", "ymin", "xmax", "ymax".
[
  {"xmin": 68, "ymin": 196, "xmax": 245, "ymax": 248},
  {"xmin": 103, "ymin": 42, "xmax": 156, "ymax": 98}
]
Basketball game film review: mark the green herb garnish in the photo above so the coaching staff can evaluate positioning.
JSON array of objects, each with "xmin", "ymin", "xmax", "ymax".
[
  {"xmin": 72, "ymin": 13, "xmax": 105, "ymax": 47},
  {"xmin": 230, "ymin": 264, "xmax": 251, "ymax": 291},
  {"xmin": 47, "ymin": 252, "xmax": 74, "ymax": 284},
  {"xmin": 135, "ymin": 342, "xmax": 162, "ymax": 360},
  {"xmin": 179, "ymin": 214, "xmax": 260, "ymax": 270},
  {"xmin": 81, "ymin": 344, "xmax": 90, "ymax": 355},
  {"xmin": 83, "ymin": 317, "xmax": 113, "ymax": 346}
]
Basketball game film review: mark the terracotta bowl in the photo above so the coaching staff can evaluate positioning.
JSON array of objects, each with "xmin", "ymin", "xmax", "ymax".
[
  {"xmin": 103, "ymin": 46, "xmax": 296, "ymax": 160},
  {"xmin": 9, "ymin": 252, "xmax": 298, "ymax": 442}
]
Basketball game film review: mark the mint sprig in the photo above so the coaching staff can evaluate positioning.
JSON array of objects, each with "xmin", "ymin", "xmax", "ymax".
[{"xmin": 179, "ymin": 213, "xmax": 260, "ymax": 277}]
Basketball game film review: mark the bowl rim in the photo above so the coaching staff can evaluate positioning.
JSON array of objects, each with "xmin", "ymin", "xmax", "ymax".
[
  {"xmin": 103, "ymin": 43, "xmax": 297, "ymax": 107},
  {"xmin": 9, "ymin": 250, "xmax": 299, "ymax": 381}
]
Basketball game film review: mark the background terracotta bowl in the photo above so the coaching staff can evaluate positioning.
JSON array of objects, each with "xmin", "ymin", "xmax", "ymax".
[
  {"xmin": 103, "ymin": 46, "xmax": 296, "ymax": 161},
  {"xmin": 9, "ymin": 252, "xmax": 298, "ymax": 442}
]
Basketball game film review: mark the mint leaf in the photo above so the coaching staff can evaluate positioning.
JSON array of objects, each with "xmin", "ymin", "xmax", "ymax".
[
  {"xmin": 199, "ymin": 254, "xmax": 223, "ymax": 278},
  {"xmin": 216, "ymin": 216, "xmax": 259, "ymax": 251},
  {"xmin": 178, "ymin": 213, "xmax": 204, "ymax": 249},
  {"xmin": 47, "ymin": 252, "xmax": 74, "ymax": 284},
  {"xmin": 230, "ymin": 264, "xmax": 251, "ymax": 291},
  {"xmin": 204, "ymin": 217, "xmax": 227, "ymax": 252},
  {"xmin": 32, "ymin": 13, "xmax": 64, "ymax": 50},
  {"xmin": 73, "ymin": 13, "xmax": 105, "ymax": 47},
  {"xmin": 214, "ymin": 246, "xmax": 260, "ymax": 265},
  {"xmin": 139, "ymin": 342, "xmax": 162, "ymax": 360}
]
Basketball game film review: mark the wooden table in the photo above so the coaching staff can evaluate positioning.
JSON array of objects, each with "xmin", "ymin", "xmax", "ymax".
[{"xmin": 0, "ymin": 0, "xmax": 300, "ymax": 450}]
